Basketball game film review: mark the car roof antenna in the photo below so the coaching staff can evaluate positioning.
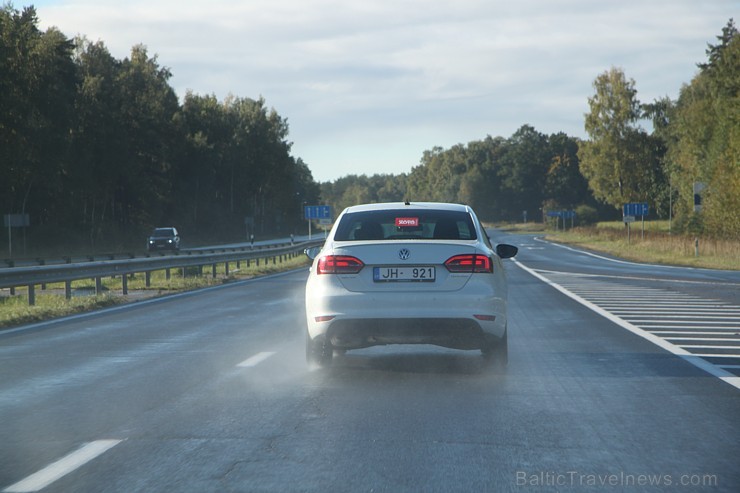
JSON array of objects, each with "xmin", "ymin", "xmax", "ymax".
[{"xmin": 404, "ymin": 199, "xmax": 411, "ymax": 206}]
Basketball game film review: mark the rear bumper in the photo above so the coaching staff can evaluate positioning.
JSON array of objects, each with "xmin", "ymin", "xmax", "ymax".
[
  {"xmin": 148, "ymin": 242, "xmax": 178, "ymax": 250},
  {"xmin": 305, "ymin": 278, "xmax": 508, "ymax": 349},
  {"xmin": 306, "ymin": 291, "xmax": 507, "ymax": 349},
  {"xmin": 324, "ymin": 317, "xmax": 498, "ymax": 350}
]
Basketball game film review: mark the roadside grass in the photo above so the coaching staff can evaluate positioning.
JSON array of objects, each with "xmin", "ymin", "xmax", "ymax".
[
  {"xmin": 0, "ymin": 254, "xmax": 311, "ymax": 329},
  {"xmin": 0, "ymin": 293, "xmax": 121, "ymax": 328},
  {"xmin": 499, "ymin": 221, "xmax": 740, "ymax": 271}
]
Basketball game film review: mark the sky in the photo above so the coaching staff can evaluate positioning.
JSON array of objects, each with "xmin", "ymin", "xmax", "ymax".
[{"xmin": 26, "ymin": 0, "xmax": 738, "ymax": 182}]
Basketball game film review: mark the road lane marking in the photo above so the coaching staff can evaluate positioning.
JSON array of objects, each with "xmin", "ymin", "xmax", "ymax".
[
  {"xmin": 691, "ymin": 354, "xmax": 740, "ymax": 358},
  {"xmin": 608, "ymin": 307, "xmax": 740, "ymax": 315},
  {"xmin": 237, "ymin": 351, "xmax": 276, "ymax": 367},
  {"xmin": 641, "ymin": 325, "xmax": 740, "ymax": 329},
  {"xmin": 679, "ymin": 345, "xmax": 740, "ymax": 350},
  {"xmin": 655, "ymin": 331, "xmax": 740, "ymax": 335},
  {"xmin": 533, "ymin": 264, "xmax": 740, "ymax": 287},
  {"xmin": 3, "ymin": 440, "xmax": 123, "ymax": 493},
  {"xmin": 667, "ymin": 337, "xmax": 740, "ymax": 342},
  {"xmin": 628, "ymin": 319, "xmax": 738, "ymax": 324},
  {"xmin": 597, "ymin": 301, "xmax": 727, "ymax": 305},
  {"xmin": 513, "ymin": 259, "xmax": 740, "ymax": 391}
]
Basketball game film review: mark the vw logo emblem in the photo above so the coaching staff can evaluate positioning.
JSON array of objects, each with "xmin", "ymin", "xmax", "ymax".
[{"xmin": 398, "ymin": 248, "xmax": 411, "ymax": 260}]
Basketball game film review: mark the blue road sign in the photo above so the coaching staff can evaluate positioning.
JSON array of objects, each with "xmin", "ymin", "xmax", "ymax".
[
  {"xmin": 623, "ymin": 203, "xmax": 649, "ymax": 217},
  {"xmin": 304, "ymin": 205, "xmax": 332, "ymax": 220},
  {"xmin": 546, "ymin": 210, "xmax": 576, "ymax": 218}
]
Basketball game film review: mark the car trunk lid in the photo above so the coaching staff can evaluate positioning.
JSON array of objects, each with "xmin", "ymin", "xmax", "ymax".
[{"xmin": 326, "ymin": 241, "xmax": 478, "ymax": 292}]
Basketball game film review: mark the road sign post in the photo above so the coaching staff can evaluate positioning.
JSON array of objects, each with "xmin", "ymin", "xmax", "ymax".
[
  {"xmin": 546, "ymin": 210, "xmax": 576, "ymax": 231},
  {"xmin": 304, "ymin": 206, "xmax": 332, "ymax": 240},
  {"xmin": 623, "ymin": 203, "xmax": 649, "ymax": 242},
  {"xmin": 4, "ymin": 213, "xmax": 30, "ymax": 258},
  {"xmin": 623, "ymin": 215, "xmax": 635, "ymax": 244}
]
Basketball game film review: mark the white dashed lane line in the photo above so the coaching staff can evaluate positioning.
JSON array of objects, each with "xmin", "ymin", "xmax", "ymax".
[
  {"xmin": 3, "ymin": 350, "xmax": 279, "ymax": 492},
  {"xmin": 236, "ymin": 351, "xmax": 276, "ymax": 368},
  {"xmin": 514, "ymin": 260, "xmax": 740, "ymax": 390},
  {"xmin": 3, "ymin": 440, "xmax": 123, "ymax": 493}
]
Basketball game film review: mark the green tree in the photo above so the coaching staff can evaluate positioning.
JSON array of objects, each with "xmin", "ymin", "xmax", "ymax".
[
  {"xmin": 458, "ymin": 136, "xmax": 506, "ymax": 220},
  {"xmin": 0, "ymin": 4, "xmax": 76, "ymax": 228},
  {"xmin": 0, "ymin": 3, "xmax": 319, "ymax": 252},
  {"xmin": 579, "ymin": 68, "xmax": 644, "ymax": 209},
  {"xmin": 114, "ymin": 44, "xmax": 179, "ymax": 228},
  {"xmin": 67, "ymin": 37, "xmax": 129, "ymax": 244},
  {"xmin": 497, "ymin": 125, "xmax": 550, "ymax": 220},
  {"xmin": 667, "ymin": 19, "xmax": 739, "ymax": 238},
  {"xmin": 545, "ymin": 133, "xmax": 589, "ymax": 210},
  {"xmin": 174, "ymin": 93, "xmax": 306, "ymax": 238},
  {"xmin": 172, "ymin": 92, "xmax": 229, "ymax": 233},
  {"xmin": 376, "ymin": 174, "xmax": 407, "ymax": 203},
  {"xmin": 402, "ymin": 129, "xmax": 592, "ymax": 223},
  {"xmin": 408, "ymin": 145, "xmax": 469, "ymax": 203}
]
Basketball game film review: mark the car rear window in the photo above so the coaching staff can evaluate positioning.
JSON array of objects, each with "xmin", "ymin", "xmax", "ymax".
[{"xmin": 334, "ymin": 209, "xmax": 477, "ymax": 241}]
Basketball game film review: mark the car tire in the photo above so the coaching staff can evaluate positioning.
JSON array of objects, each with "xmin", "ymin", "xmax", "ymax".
[
  {"xmin": 481, "ymin": 329, "xmax": 508, "ymax": 369},
  {"xmin": 306, "ymin": 332, "xmax": 333, "ymax": 368}
]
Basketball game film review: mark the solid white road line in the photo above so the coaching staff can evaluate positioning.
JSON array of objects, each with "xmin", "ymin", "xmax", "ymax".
[
  {"xmin": 629, "ymin": 319, "xmax": 739, "ymax": 324},
  {"xmin": 678, "ymin": 345, "xmax": 740, "ymax": 350},
  {"xmin": 649, "ymin": 325, "xmax": 740, "ymax": 329},
  {"xmin": 666, "ymin": 337, "xmax": 740, "ymax": 342},
  {"xmin": 643, "ymin": 325, "xmax": 740, "ymax": 330},
  {"xmin": 605, "ymin": 308, "xmax": 740, "ymax": 313},
  {"xmin": 3, "ymin": 439, "xmax": 123, "ymax": 493},
  {"xmin": 237, "ymin": 351, "xmax": 276, "ymax": 368},
  {"xmin": 691, "ymin": 354, "xmax": 740, "ymax": 358},
  {"xmin": 661, "ymin": 332, "xmax": 740, "ymax": 337},
  {"xmin": 512, "ymin": 259, "xmax": 740, "ymax": 391}
]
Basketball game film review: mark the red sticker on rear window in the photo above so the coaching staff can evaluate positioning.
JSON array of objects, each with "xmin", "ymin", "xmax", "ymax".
[{"xmin": 395, "ymin": 217, "xmax": 419, "ymax": 227}]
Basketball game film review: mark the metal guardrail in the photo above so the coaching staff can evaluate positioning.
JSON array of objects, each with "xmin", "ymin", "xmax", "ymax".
[
  {"xmin": 0, "ymin": 239, "xmax": 304, "ymax": 268},
  {"xmin": 0, "ymin": 240, "xmax": 324, "ymax": 305}
]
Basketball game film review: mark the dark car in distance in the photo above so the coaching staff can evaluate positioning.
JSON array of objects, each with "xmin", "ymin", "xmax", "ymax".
[{"xmin": 147, "ymin": 227, "xmax": 180, "ymax": 252}]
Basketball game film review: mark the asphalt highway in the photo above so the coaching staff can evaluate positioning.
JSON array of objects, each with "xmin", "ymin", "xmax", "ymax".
[{"xmin": 1, "ymin": 231, "xmax": 738, "ymax": 492}]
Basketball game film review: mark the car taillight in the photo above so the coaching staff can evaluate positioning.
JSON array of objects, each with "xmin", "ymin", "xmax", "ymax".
[
  {"xmin": 444, "ymin": 254, "xmax": 493, "ymax": 273},
  {"xmin": 317, "ymin": 255, "xmax": 365, "ymax": 274}
]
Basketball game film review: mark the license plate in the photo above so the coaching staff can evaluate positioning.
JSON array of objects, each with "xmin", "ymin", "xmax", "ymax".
[{"xmin": 373, "ymin": 266, "xmax": 436, "ymax": 282}]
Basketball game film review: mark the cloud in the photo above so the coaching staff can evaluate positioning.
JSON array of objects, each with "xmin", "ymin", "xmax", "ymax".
[{"xmin": 34, "ymin": 0, "xmax": 736, "ymax": 181}]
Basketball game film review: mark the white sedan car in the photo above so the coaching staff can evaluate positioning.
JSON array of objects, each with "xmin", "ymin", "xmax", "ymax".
[{"xmin": 304, "ymin": 202, "xmax": 517, "ymax": 367}]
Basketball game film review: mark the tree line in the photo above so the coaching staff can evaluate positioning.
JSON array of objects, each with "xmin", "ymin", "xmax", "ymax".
[
  {"xmin": 321, "ymin": 19, "xmax": 738, "ymax": 239},
  {"xmin": 320, "ymin": 128, "xmax": 602, "ymax": 225},
  {"xmin": 580, "ymin": 18, "xmax": 738, "ymax": 239},
  {"xmin": 2, "ymin": 3, "xmax": 736, "ymax": 255},
  {"xmin": 1, "ymin": 5, "xmax": 319, "ymax": 251}
]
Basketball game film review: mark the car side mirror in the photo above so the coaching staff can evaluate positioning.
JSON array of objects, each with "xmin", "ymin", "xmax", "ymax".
[
  {"xmin": 304, "ymin": 247, "xmax": 321, "ymax": 260},
  {"xmin": 496, "ymin": 243, "xmax": 518, "ymax": 259}
]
